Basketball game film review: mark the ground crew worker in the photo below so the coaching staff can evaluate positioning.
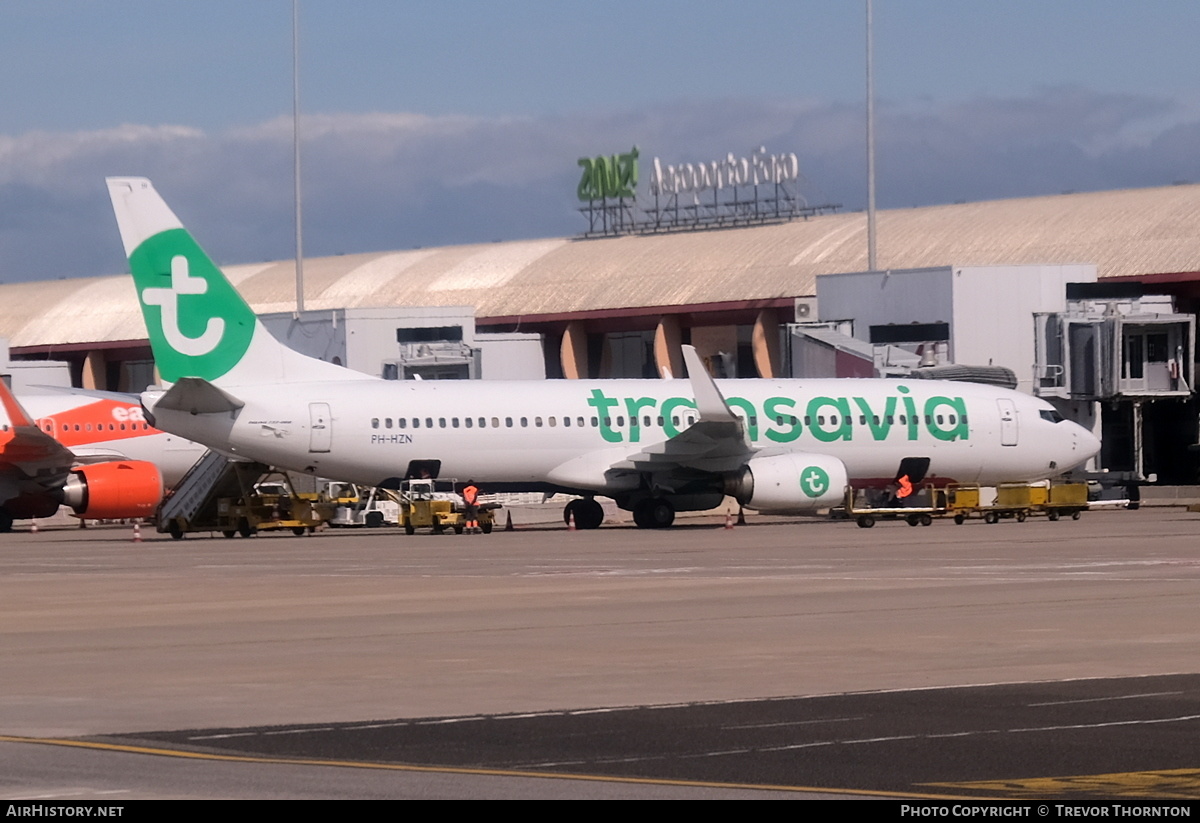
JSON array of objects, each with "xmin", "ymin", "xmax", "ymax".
[{"xmin": 462, "ymin": 480, "xmax": 480, "ymax": 534}]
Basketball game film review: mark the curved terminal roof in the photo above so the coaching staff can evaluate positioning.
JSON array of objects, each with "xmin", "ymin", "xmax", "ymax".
[{"xmin": 5, "ymin": 183, "xmax": 1200, "ymax": 349}]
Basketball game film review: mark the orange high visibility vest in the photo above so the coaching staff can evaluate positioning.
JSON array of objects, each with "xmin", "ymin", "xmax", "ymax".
[
  {"xmin": 463, "ymin": 485, "xmax": 479, "ymax": 505},
  {"xmin": 897, "ymin": 475, "xmax": 913, "ymax": 498}
]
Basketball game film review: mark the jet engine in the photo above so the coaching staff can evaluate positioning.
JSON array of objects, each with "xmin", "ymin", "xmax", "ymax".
[
  {"xmin": 726, "ymin": 453, "xmax": 848, "ymax": 512},
  {"xmin": 59, "ymin": 461, "xmax": 163, "ymax": 520}
]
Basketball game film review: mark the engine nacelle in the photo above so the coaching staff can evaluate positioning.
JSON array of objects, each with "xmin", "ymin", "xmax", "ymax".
[
  {"xmin": 60, "ymin": 461, "xmax": 163, "ymax": 520},
  {"xmin": 726, "ymin": 453, "xmax": 848, "ymax": 512}
]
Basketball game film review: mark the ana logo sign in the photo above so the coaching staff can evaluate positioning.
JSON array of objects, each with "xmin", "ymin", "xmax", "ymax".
[
  {"xmin": 650, "ymin": 147, "xmax": 799, "ymax": 197},
  {"xmin": 577, "ymin": 147, "xmax": 639, "ymax": 201}
]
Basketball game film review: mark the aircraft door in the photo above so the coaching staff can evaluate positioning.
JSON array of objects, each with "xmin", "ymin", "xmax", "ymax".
[
  {"xmin": 996, "ymin": 399, "xmax": 1018, "ymax": 446},
  {"xmin": 309, "ymin": 402, "xmax": 332, "ymax": 453}
]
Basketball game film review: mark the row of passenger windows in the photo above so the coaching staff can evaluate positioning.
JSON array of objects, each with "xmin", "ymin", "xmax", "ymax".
[
  {"xmin": 0, "ymin": 422, "xmax": 151, "ymax": 433},
  {"xmin": 369, "ymin": 413, "xmax": 965, "ymax": 429},
  {"xmin": 371, "ymin": 414, "xmax": 701, "ymax": 430}
]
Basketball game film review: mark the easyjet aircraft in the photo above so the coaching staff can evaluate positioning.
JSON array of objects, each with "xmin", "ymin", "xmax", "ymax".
[
  {"xmin": 0, "ymin": 383, "xmax": 173, "ymax": 532},
  {"xmin": 107, "ymin": 177, "xmax": 1101, "ymax": 529}
]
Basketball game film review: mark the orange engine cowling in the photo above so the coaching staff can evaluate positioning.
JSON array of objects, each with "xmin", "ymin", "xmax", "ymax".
[{"xmin": 60, "ymin": 461, "xmax": 163, "ymax": 520}]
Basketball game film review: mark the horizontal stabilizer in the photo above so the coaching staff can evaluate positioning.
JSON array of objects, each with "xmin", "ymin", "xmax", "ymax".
[{"xmin": 153, "ymin": 378, "xmax": 245, "ymax": 415}]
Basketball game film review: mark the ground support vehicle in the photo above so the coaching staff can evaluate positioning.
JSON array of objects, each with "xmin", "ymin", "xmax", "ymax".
[
  {"xmin": 398, "ymin": 479, "xmax": 499, "ymax": 535},
  {"xmin": 970, "ymin": 482, "xmax": 1088, "ymax": 524},
  {"xmin": 156, "ymin": 456, "xmax": 334, "ymax": 539},
  {"xmin": 326, "ymin": 483, "xmax": 401, "ymax": 528},
  {"xmin": 845, "ymin": 485, "xmax": 949, "ymax": 529},
  {"xmin": 216, "ymin": 472, "xmax": 333, "ymax": 537}
]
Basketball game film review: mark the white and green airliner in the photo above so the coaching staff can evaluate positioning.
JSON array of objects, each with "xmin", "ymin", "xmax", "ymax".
[{"xmin": 107, "ymin": 177, "xmax": 1100, "ymax": 528}]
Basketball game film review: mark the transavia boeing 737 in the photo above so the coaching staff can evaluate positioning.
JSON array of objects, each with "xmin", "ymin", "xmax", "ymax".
[{"xmin": 107, "ymin": 177, "xmax": 1101, "ymax": 529}]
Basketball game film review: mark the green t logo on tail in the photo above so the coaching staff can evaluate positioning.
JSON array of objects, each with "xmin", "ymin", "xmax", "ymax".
[{"xmin": 129, "ymin": 228, "xmax": 255, "ymax": 383}]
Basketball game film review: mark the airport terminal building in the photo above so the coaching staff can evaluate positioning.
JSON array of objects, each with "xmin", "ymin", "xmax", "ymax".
[{"xmin": 4, "ymin": 180, "xmax": 1200, "ymax": 485}]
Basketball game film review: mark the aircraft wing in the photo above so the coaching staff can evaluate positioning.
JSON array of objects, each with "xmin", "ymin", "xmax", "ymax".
[
  {"xmin": 0, "ymin": 380, "xmax": 76, "ymax": 502},
  {"xmin": 612, "ymin": 346, "xmax": 757, "ymax": 475}
]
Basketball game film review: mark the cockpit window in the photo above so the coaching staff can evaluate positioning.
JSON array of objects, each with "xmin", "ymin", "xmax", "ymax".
[{"xmin": 1039, "ymin": 409, "xmax": 1065, "ymax": 423}]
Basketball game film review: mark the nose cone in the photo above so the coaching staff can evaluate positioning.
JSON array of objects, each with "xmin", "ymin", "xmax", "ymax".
[{"xmin": 1065, "ymin": 421, "xmax": 1101, "ymax": 470}]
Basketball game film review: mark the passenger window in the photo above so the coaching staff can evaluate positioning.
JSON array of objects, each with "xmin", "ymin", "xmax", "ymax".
[
  {"xmin": 385, "ymin": 418, "xmax": 393, "ymax": 429},
  {"xmin": 439, "ymin": 418, "xmax": 446, "ymax": 428},
  {"xmin": 549, "ymin": 416, "xmax": 557, "ymax": 427},
  {"xmin": 465, "ymin": 418, "xmax": 473, "ymax": 428},
  {"xmin": 505, "ymin": 417, "xmax": 513, "ymax": 427},
  {"xmin": 591, "ymin": 417, "xmax": 598, "ymax": 426},
  {"xmin": 491, "ymin": 417, "xmax": 499, "ymax": 427},
  {"xmin": 371, "ymin": 418, "xmax": 379, "ymax": 429},
  {"xmin": 521, "ymin": 417, "xmax": 528, "ymax": 427},
  {"xmin": 426, "ymin": 418, "xmax": 433, "ymax": 428},
  {"xmin": 452, "ymin": 418, "xmax": 459, "ymax": 428},
  {"xmin": 398, "ymin": 419, "xmax": 406, "ymax": 429},
  {"xmin": 535, "ymin": 417, "xmax": 543, "ymax": 427}
]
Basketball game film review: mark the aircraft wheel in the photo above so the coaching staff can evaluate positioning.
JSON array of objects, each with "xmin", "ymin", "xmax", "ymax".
[
  {"xmin": 632, "ymin": 499, "xmax": 675, "ymax": 529},
  {"xmin": 856, "ymin": 514, "xmax": 875, "ymax": 529},
  {"xmin": 983, "ymin": 511, "xmax": 999, "ymax": 524},
  {"xmin": 631, "ymin": 503, "xmax": 651, "ymax": 529},
  {"xmin": 953, "ymin": 514, "xmax": 966, "ymax": 525},
  {"xmin": 565, "ymin": 498, "xmax": 605, "ymax": 530},
  {"xmin": 648, "ymin": 499, "xmax": 675, "ymax": 528},
  {"xmin": 365, "ymin": 512, "xmax": 384, "ymax": 529},
  {"xmin": 1047, "ymin": 510, "xmax": 1060, "ymax": 522},
  {"xmin": 920, "ymin": 514, "xmax": 933, "ymax": 527}
]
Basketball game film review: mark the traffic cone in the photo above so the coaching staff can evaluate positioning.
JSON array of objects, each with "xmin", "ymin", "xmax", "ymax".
[
  {"xmin": 504, "ymin": 511, "xmax": 514, "ymax": 531},
  {"xmin": 30, "ymin": 521, "xmax": 38, "ymax": 535},
  {"xmin": 132, "ymin": 522, "xmax": 142, "ymax": 543},
  {"xmin": 736, "ymin": 507, "xmax": 746, "ymax": 526},
  {"xmin": 724, "ymin": 510, "xmax": 734, "ymax": 530},
  {"xmin": 568, "ymin": 510, "xmax": 576, "ymax": 531}
]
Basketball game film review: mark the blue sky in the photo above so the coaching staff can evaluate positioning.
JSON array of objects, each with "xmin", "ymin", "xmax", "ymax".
[{"xmin": 2, "ymin": 1, "xmax": 1199, "ymax": 281}]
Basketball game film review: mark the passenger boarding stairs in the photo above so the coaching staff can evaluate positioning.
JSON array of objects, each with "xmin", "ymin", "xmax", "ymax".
[{"xmin": 156, "ymin": 449, "xmax": 270, "ymax": 533}]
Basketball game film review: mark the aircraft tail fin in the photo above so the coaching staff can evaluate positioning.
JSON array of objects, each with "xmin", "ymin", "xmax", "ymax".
[{"xmin": 105, "ymin": 177, "xmax": 369, "ymax": 388}]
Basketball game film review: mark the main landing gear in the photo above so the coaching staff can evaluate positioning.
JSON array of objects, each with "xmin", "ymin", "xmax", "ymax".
[
  {"xmin": 631, "ymin": 498, "xmax": 675, "ymax": 529},
  {"xmin": 563, "ymin": 498, "xmax": 604, "ymax": 530}
]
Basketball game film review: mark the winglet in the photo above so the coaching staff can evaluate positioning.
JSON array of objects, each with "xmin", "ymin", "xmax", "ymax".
[
  {"xmin": 0, "ymin": 379, "xmax": 37, "ymax": 429},
  {"xmin": 681, "ymin": 345, "xmax": 738, "ymax": 423}
]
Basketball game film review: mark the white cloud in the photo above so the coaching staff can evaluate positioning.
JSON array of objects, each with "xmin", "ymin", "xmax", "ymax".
[{"xmin": 0, "ymin": 88, "xmax": 1197, "ymax": 283}]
